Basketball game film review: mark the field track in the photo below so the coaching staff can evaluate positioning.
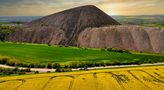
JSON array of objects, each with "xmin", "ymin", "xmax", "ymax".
[{"xmin": 0, "ymin": 66, "xmax": 164, "ymax": 90}]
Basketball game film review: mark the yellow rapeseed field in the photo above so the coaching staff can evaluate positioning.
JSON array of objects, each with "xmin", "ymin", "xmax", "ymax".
[{"xmin": 0, "ymin": 66, "xmax": 164, "ymax": 90}]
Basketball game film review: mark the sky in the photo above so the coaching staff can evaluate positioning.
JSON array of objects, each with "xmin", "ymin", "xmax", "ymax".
[{"xmin": 0, "ymin": 0, "xmax": 163, "ymax": 16}]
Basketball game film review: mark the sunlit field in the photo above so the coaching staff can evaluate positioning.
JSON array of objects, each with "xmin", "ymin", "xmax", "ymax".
[{"xmin": 0, "ymin": 66, "xmax": 164, "ymax": 90}]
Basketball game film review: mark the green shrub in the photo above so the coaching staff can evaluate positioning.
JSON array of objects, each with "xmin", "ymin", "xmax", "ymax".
[
  {"xmin": 0, "ymin": 58, "xmax": 9, "ymax": 64},
  {"xmin": 47, "ymin": 63, "xmax": 52, "ymax": 69},
  {"xmin": 52, "ymin": 63, "xmax": 61, "ymax": 69},
  {"xmin": 47, "ymin": 43, "xmax": 52, "ymax": 46},
  {"xmin": 111, "ymin": 60, "xmax": 121, "ymax": 65},
  {"xmin": 34, "ymin": 71, "xmax": 39, "ymax": 74},
  {"xmin": 69, "ymin": 62, "xmax": 79, "ymax": 68}
]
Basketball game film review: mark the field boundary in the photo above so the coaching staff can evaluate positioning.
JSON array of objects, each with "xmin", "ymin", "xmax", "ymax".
[{"xmin": 0, "ymin": 62, "xmax": 164, "ymax": 73}]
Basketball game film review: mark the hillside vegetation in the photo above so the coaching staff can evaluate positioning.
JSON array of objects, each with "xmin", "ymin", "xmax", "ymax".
[{"xmin": 0, "ymin": 66, "xmax": 164, "ymax": 90}]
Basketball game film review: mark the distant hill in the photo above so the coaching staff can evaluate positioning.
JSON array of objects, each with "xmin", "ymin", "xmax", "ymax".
[
  {"xmin": 0, "ymin": 16, "xmax": 42, "ymax": 23},
  {"xmin": 9, "ymin": 5, "xmax": 120, "ymax": 46},
  {"xmin": 1, "ymin": 15, "xmax": 164, "ymax": 25}
]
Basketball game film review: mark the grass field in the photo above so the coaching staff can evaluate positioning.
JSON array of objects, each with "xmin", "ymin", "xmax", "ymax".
[
  {"xmin": 143, "ymin": 24, "xmax": 164, "ymax": 28},
  {"xmin": 0, "ymin": 66, "xmax": 164, "ymax": 90},
  {"xmin": 0, "ymin": 42, "xmax": 164, "ymax": 65}
]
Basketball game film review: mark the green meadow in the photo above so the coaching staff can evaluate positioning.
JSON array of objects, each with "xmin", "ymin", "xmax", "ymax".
[{"xmin": 0, "ymin": 42, "xmax": 163, "ymax": 65}]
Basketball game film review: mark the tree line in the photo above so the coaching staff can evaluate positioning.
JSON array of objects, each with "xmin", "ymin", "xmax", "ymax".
[{"xmin": 0, "ymin": 56, "xmax": 163, "ymax": 73}]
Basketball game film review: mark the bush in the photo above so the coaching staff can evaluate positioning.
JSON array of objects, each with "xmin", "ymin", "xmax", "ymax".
[
  {"xmin": 123, "ymin": 50, "xmax": 131, "ymax": 54},
  {"xmin": 21, "ymin": 68, "xmax": 31, "ymax": 72},
  {"xmin": 52, "ymin": 63, "xmax": 61, "ymax": 69},
  {"xmin": 34, "ymin": 71, "xmax": 39, "ymax": 74},
  {"xmin": 47, "ymin": 43, "xmax": 52, "ymax": 46},
  {"xmin": 0, "ymin": 26, "xmax": 14, "ymax": 42},
  {"xmin": 107, "ymin": 48, "xmax": 113, "ymax": 51},
  {"xmin": 99, "ymin": 62, "xmax": 106, "ymax": 67},
  {"xmin": 6, "ymin": 61, "xmax": 16, "ymax": 66},
  {"xmin": 18, "ymin": 72, "xmax": 26, "ymax": 75},
  {"xmin": 0, "ymin": 58, "xmax": 9, "ymax": 64},
  {"xmin": 56, "ymin": 67, "xmax": 62, "ymax": 72},
  {"xmin": 0, "ymin": 67, "xmax": 31, "ymax": 76},
  {"xmin": 29, "ymin": 64, "xmax": 35, "ymax": 68},
  {"xmin": 69, "ymin": 62, "xmax": 79, "ymax": 68},
  {"xmin": 13, "ymin": 67, "xmax": 19, "ymax": 72},
  {"xmin": 106, "ymin": 48, "xmax": 131, "ymax": 54},
  {"xmin": 59, "ymin": 45, "xmax": 63, "ymax": 48},
  {"xmin": 16, "ymin": 63, "xmax": 24, "ymax": 67},
  {"xmin": 41, "ymin": 64, "xmax": 46, "ymax": 68},
  {"xmin": 131, "ymin": 59, "xmax": 141, "ymax": 65},
  {"xmin": 85, "ymin": 62, "xmax": 96, "ymax": 67},
  {"xmin": 111, "ymin": 60, "xmax": 121, "ymax": 65},
  {"xmin": 101, "ymin": 48, "xmax": 106, "ymax": 51},
  {"xmin": 84, "ymin": 65, "xmax": 88, "ymax": 71},
  {"xmin": 47, "ymin": 63, "xmax": 52, "ymax": 69},
  {"xmin": 64, "ymin": 65, "xmax": 69, "ymax": 69}
]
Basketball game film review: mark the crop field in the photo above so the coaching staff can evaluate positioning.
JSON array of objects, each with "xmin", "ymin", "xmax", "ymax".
[
  {"xmin": 0, "ymin": 66, "xmax": 164, "ymax": 90},
  {"xmin": 0, "ymin": 42, "xmax": 163, "ymax": 64}
]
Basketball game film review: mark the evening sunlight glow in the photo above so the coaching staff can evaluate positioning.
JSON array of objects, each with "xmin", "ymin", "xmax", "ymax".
[{"xmin": 0, "ymin": 0, "xmax": 163, "ymax": 16}]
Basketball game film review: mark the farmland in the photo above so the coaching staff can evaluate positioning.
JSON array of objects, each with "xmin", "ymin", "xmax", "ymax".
[
  {"xmin": 0, "ymin": 42, "xmax": 164, "ymax": 65},
  {"xmin": 0, "ymin": 66, "xmax": 164, "ymax": 90}
]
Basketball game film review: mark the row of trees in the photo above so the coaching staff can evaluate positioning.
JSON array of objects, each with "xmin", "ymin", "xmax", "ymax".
[
  {"xmin": 0, "ymin": 67, "xmax": 31, "ymax": 76},
  {"xmin": 101, "ymin": 48, "xmax": 131, "ymax": 54},
  {"xmin": 0, "ymin": 56, "xmax": 163, "ymax": 72}
]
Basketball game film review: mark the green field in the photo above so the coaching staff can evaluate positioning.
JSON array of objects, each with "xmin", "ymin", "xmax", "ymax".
[
  {"xmin": 0, "ymin": 42, "xmax": 164, "ymax": 65},
  {"xmin": 143, "ymin": 24, "xmax": 164, "ymax": 28}
]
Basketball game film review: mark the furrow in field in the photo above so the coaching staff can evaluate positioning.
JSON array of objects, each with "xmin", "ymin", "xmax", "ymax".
[
  {"xmin": 127, "ymin": 70, "xmax": 151, "ymax": 90},
  {"xmin": 96, "ymin": 72, "xmax": 122, "ymax": 90},
  {"xmin": 0, "ymin": 79, "xmax": 25, "ymax": 90},
  {"xmin": 14, "ymin": 79, "xmax": 26, "ymax": 90},
  {"xmin": 17, "ymin": 77, "xmax": 50, "ymax": 90},
  {"xmin": 41, "ymin": 76, "xmax": 57, "ymax": 90},
  {"xmin": 71, "ymin": 73, "xmax": 98, "ymax": 90},
  {"xmin": 131, "ymin": 69, "xmax": 164, "ymax": 90},
  {"xmin": 144, "ymin": 69, "xmax": 164, "ymax": 81},
  {"xmin": 107, "ymin": 72, "xmax": 126, "ymax": 90},
  {"xmin": 42, "ymin": 75, "xmax": 74, "ymax": 90}
]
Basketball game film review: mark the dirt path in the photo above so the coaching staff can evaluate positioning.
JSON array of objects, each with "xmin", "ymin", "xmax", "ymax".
[
  {"xmin": 0, "ymin": 64, "xmax": 56, "ymax": 72},
  {"xmin": 0, "ymin": 63, "xmax": 164, "ymax": 73}
]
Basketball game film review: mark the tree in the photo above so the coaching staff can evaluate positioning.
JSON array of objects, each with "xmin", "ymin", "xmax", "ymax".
[
  {"xmin": 84, "ymin": 65, "xmax": 88, "ymax": 71},
  {"xmin": 0, "ymin": 26, "xmax": 14, "ymax": 42},
  {"xmin": 52, "ymin": 63, "xmax": 61, "ymax": 69},
  {"xmin": 47, "ymin": 63, "xmax": 52, "ymax": 69},
  {"xmin": 29, "ymin": 64, "xmax": 35, "ymax": 68}
]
